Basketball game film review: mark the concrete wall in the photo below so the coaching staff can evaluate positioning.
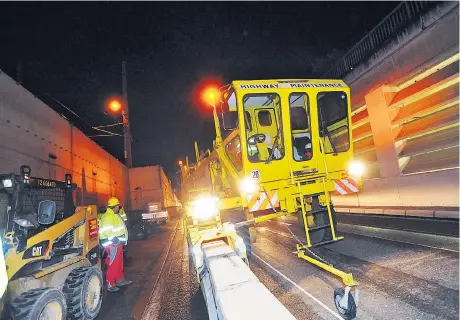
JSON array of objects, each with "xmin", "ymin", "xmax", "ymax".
[
  {"xmin": 0, "ymin": 70, "xmax": 129, "ymax": 207},
  {"xmin": 331, "ymin": 3, "xmax": 459, "ymax": 217}
]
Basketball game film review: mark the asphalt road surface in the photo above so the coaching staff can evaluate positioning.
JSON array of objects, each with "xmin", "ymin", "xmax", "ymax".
[
  {"xmin": 98, "ymin": 214, "xmax": 459, "ymax": 320},
  {"xmin": 96, "ymin": 218, "xmax": 180, "ymax": 320}
]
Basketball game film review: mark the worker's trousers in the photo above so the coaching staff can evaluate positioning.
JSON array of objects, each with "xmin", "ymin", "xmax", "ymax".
[{"xmin": 105, "ymin": 242, "xmax": 125, "ymax": 287}]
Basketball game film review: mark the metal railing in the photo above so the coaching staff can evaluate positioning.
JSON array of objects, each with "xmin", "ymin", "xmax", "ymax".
[{"xmin": 323, "ymin": 1, "xmax": 439, "ymax": 79}]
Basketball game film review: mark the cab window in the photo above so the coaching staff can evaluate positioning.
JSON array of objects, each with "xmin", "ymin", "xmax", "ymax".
[
  {"xmin": 257, "ymin": 110, "xmax": 272, "ymax": 126},
  {"xmin": 289, "ymin": 93, "xmax": 312, "ymax": 162},
  {"xmin": 225, "ymin": 135, "xmax": 243, "ymax": 171},
  {"xmin": 317, "ymin": 91, "xmax": 350, "ymax": 154},
  {"xmin": 243, "ymin": 93, "xmax": 284, "ymax": 163}
]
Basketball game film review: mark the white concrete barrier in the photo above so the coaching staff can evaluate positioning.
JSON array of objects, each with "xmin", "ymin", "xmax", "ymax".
[
  {"xmin": 332, "ymin": 169, "xmax": 459, "ymax": 218},
  {"xmin": 200, "ymin": 240, "xmax": 295, "ymax": 320}
]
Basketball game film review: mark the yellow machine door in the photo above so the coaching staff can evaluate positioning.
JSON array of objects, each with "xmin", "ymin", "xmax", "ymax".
[
  {"xmin": 287, "ymin": 92, "xmax": 320, "ymax": 175},
  {"xmin": 314, "ymin": 90, "xmax": 353, "ymax": 174}
]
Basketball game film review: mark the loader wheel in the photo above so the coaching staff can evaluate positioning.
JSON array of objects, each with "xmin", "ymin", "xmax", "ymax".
[
  {"xmin": 10, "ymin": 287, "xmax": 67, "ymax": 320},
  {"xmin": 63, "ymin": 266, "xmax": 103, "ymax": 319},
  {"xmin": 334, "ymin": 287, "xmax": 356, "ymax": 320}
]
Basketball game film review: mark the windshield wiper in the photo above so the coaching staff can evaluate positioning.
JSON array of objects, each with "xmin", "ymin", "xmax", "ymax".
[
  {"xmin": 266, "ymin": 106, "xmax": 283, "ymax": 164},
  {"xmin": 319, "ymin": 108, "xmax": 338, "ymax": 156},
  {"xmin": 322, "ymin": 123, "xmax": 338, "ymax": 156},
  {"xmin": 265, "ymin": 129, "xmax": 281, "ymax": 164}
]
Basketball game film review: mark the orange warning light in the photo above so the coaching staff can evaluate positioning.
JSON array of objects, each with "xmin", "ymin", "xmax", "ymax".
[{"xmin": 202, "ymin": 87, "xmax": 220, "ymax": 106}]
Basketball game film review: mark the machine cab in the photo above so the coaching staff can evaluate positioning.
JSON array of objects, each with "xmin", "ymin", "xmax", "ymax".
[{"xmin": 218, "ymin": 80, "xmax": 355, "ymax": 212}]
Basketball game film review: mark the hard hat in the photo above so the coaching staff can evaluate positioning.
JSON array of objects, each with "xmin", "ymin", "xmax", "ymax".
[{"xmin": 108, "ymin": 197, "xmax": 120, "ymax": 207}]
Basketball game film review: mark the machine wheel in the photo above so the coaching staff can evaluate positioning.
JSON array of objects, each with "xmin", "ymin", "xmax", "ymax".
[
  {"xmin": 63, "ymin": 266, "xmax": 103, "ymax": 320},
  {"xmin": 334, "ymin": 287, "xmax": 357, "ymax": 320},
  {"xmin": 10, "ymin": 287, "xmax": 67, "ymax": 320},
  {"xmin": 298, "ymin": 201, "xmax": 337, "ymax": 244}
]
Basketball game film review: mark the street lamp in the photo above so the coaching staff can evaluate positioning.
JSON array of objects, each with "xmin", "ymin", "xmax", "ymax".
[
  {"xmin": 109, "ymin": 99, "xmax": 122, "ymax": 113},
  {"xmin": 89, "ymin": 96, "xmax": 133, "ymax": 168},
  {"xmin": 87, "ymin": 62, "xmax": 133, "ymax": 169}
]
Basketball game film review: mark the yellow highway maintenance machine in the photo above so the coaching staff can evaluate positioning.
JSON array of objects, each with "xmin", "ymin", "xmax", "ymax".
[
  {"xmin": 179, "ymin": 79, "xmax": 364, "ymax": 319},
  {"xmin": 0, "ymin": 165, "xmax": 103, "ymax": 320}
]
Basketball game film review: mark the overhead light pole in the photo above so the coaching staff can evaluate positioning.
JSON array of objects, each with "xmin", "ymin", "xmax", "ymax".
[
  {"xmin": 90, "ymin": 61, "xmax": 133, "ymax": 168},
  {"xmin": 121, "ymin": 61, "xmax": 133, "ymax": 168}
]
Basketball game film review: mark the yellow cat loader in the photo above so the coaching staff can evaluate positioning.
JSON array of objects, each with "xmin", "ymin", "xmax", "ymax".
[
  {"xmin": 0, "ymin": 165, "xmax": 103, "ymax": 320},
  {"xmin": 179, "ymin": 79, "xmax": 365, "ymax": 319}
]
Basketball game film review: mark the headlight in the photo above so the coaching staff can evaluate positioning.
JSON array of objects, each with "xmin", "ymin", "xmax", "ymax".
[
  {"xmin": 2, "ymin": 179, "xmax": 12, "ymax": 188},
  {"xmin": 240, "ymin": 178, "xmax": 258, "ymax": 194},
  {"xmin": 191, "ymin": 196, "xmax": 219, "ymax": 220},
  {"xmin": 13, "ymin": 218, "xmax": 35, "ymax": 228},
  {"xmin": 348, "ymin": 161, "xmax": 364, "ymax": 177}
]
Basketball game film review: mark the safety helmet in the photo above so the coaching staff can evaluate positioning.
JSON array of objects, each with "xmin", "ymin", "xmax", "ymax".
[{"xmin": 108, "ymin": 197, "xmax": 120, "ymax": 207}]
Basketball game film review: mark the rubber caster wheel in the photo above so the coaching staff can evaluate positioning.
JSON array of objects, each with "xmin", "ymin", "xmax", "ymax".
[{"xmin": 334, "ymin": 287, "xmax": 356, "ymax": 320}]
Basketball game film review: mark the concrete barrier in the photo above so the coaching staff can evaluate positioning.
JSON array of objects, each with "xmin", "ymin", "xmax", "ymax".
[{"xmin": 332, "ymin": 169, "xmax": 459, "ymax": 219}]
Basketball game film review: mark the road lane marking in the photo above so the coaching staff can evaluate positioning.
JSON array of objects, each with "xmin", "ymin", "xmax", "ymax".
[{"xmin": 253, "ymin": 253, "xmax": 343, "ymax": 319}]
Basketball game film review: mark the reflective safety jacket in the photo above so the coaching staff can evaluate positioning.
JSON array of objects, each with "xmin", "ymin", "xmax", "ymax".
[{"xmin": 99, "ymin": 208, "xmax": 128, "ymax": 245}]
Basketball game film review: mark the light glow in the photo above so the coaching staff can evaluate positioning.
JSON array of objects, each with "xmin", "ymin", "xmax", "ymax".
[
  {"xmin": 191, "ymin": 196, "xmax": 219, "ymax": 220},
  {"xmin": 348, "ymin": 161, "xmax": 365, "ymax": 177},
  {"xmin": 240, "ymin": 178, "xmax": 258, "ymax": 194},
  {"xmin": 202, "ymin": 87, "xmax": 220, "ymax": 106},
  {"xmin": 109, "ymin": 99, "xmax": 122, "ymax": 113}
]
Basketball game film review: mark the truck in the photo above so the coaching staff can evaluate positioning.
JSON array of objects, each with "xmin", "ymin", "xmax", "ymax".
[
  {"xmin": 128, "ymin": 166, "xmax": 180, "ymax": 226},
  {"xmin": 179, "ymin": 79, "xmax": 365, "ymax": 319}
]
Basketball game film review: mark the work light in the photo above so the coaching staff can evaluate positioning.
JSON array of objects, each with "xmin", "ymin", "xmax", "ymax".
[
  {"xmin": 191, "ymin": 196, "xmax": 219, "ymax": 220},
  {"xmin": 347, "ymin": 161, "xmax": 365, "ymax": 178},
  {"xmin": 240, "ymin": 178, "xmax": 258, "ymax": 195}
]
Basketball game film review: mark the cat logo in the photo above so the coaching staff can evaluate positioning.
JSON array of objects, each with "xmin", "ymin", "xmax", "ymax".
[{"xmin": 32, "ymin": 247, "xmax": 42, "ymax": 257}]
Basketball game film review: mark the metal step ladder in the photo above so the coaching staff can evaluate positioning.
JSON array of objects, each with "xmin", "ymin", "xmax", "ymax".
[{"xmin": 297, "ymin": 178, "xmax": 344, "ymax": 248}]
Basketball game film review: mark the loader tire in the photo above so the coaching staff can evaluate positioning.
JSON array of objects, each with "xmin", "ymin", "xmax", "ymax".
[
  {"xmin": 63, "ymin": 266, "xmax": 103, "ymax": 320},
  {"xmin": 10, "ymin": 287, "xmax": 67, "ymax": 320}
]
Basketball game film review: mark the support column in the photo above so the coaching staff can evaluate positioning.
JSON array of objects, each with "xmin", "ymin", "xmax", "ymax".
[{"xmin": 364, "ymin": 86, "xmax": 400, "ymax": 178}]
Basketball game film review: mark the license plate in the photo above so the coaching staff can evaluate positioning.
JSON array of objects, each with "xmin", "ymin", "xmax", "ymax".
[{"xmin": 142, "ymin": 213, "xmax": 155, "ymax": 220}]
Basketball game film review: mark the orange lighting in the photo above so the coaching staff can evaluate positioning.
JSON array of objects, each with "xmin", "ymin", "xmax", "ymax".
[
  {"xmin": 109, "ymin": 99, "xmax": 122, "ymax": 113},
  {"xmin": 178, "ymin": 160, "xmax": 183, "ymax": 166},
  {"xmin": 202, "ymin": 87, "xmax": 220, "ymax": 106}
]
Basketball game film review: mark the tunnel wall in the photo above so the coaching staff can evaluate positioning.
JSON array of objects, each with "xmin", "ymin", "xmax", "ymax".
[
  {"xmin": 331, "ymin": 2, "xmax": 459, "ymax": 218},
  {"xmin": 0, "ymin": 70, "xmax": 129, "ymax": 207}
]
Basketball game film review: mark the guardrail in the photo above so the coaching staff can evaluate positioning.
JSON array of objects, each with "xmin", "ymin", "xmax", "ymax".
[{"xmin": 324, "ymin": 1, "xmax": 437, "ymax": 79}]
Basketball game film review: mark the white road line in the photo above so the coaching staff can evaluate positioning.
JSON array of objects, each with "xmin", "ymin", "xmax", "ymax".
[{"xmin": 253, "ymin": 253, "xmax": 343, "ymax": 319}]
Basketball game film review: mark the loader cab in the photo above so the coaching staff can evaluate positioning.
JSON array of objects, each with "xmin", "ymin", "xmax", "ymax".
[{"xmin": 0, "ymin": 166, "xmax": 77, "ymax": 253}]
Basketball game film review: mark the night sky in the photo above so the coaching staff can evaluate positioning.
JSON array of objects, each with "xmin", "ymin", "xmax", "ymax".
[{"xmin": 0, "ymin": 1, "xmax": 399, "ymax": 185}]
